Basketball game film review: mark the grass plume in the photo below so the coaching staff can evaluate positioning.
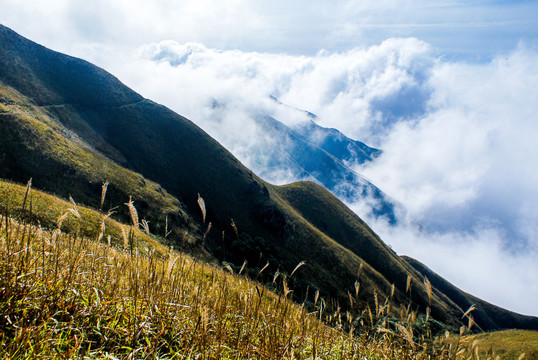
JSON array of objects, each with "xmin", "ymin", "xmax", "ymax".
[
  {"xmin": 99, "ymin": 180, "xmax": 109, "ymax": 212},
  {"xmin": 197, "ymin": 193, "xmax": 206, "ymax": 223},
  {"xmin": 124, "ymin": 196, "xmax": 139, "ymax": 230}
]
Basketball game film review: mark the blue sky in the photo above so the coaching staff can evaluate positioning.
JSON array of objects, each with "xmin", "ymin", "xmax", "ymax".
[
  {"xmin": 2, "ymin": 0, "xmax": 538, "ymax": 316},
  {"xmin": 2, "ymin": 0, "xmax": 537, "ymax": 61}
]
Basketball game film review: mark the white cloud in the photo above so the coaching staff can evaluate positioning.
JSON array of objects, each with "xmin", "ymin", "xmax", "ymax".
[
  {"xmin": 359, "ymin": 46, "xmax": 538, "ymax": 242},
  {"xmin": 358, "ymin": 109, "xmax": 492, "ymax": 217},
  {"xmin": 352, "ymin": 46, "xmax": 538, "ymax": 315},
  {"xmin": 118, "ymin": 37, "xmax": 434, "ymax": 141},
  {"xmin": 278, "ymin": 38, "xmax": 434, "ymax": 143}
]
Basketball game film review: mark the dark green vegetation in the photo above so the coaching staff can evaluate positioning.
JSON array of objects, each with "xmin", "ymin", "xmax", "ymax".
[
  {"xmin": 1, "ymin": 22, "xmax": 537, "ymax": 342},
  {"xmin": 0, "ymin": 77, "xmax": 197, "ymax": 241}
]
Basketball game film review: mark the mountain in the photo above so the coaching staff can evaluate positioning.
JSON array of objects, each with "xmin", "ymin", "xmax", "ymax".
[
  {"xmin": 254, "ymin": 113, "xmax": 397, "ymax": 223},
  {"xmin": 208, "ymin": 96, "xmax": 398, "ymax": 223},
  {"xmin": 1, "ymin": 24, "xmax": 536, "ymax": 332},
  {"xmin": 268, "ymin": 95, "xmax": 381, "ymax": 166}
]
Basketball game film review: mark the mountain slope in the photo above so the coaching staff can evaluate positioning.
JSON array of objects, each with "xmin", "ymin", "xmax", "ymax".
[
  {"xmin": 0, "ymin": 84, "xmax": 196, "ymax": 240},
  {"xmin": 0, "ymin": 184, "xmax": 380, "ymax": 359},
  {"xmin": 269, "ymin": 95, "xmax": 381, "ymax": 165},
  {"xmin": 207, "ymin": 97, "xmax": 397, "ymax": 222},
  {"xmin": 1, "ymin": 24, "xmax": 536, "ymax": 331},
  {"xmin": 275, "ymin": 181, "xmax": 460, "ymax": 325}
]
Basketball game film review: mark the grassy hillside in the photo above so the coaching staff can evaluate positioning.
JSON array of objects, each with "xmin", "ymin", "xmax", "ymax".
[
  {"xmin": 0, "ymin": 180, "xmax": 180, "ymax": 253},
  {"xmin": 0, "ymin": 187, "xmax": 356, "ymax": 358},
  {"xmin": 463, "ymin": 330, "xmax": 538, "ymax": 360},
  {"xmin": 276, "ymin": 182, "xmax": 460, "ymax": 323},
  {"xmin": 0, "ymin": 182, "xmax": 483, "ymax": 359},
  {"xmin": 0, "ymin": 84, "xmax": 197, "ymax": 242},
  {"xmin": 4, "ymin": 179, "xmax": 535, "ymax": 359},
  {"xmin": 1, "ymin": 23, "xmax": 537, "ymax": 333}
]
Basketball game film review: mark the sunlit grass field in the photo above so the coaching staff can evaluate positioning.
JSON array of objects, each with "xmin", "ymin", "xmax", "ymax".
[{"xmin": 1, "ymin": 179, "xmax": 535, "ymax": 359}]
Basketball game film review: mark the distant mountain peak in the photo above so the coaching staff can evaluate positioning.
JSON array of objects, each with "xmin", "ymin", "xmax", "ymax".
[{"xmin": 269, "ymin": 94, "xmax": 318, "ymax": 120}]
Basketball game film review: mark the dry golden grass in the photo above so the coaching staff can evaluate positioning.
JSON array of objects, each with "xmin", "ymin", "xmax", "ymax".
[
  {"xmin": 460, "ymin": 330, "xmax": 538, "ymax": 360},
  {"xmin": 0, "ymin": 211, "xmax": 386, "ymax": 359},
  {"xmin": 0, "ymin": 180, "xmax": 522, "ymax": 359}
]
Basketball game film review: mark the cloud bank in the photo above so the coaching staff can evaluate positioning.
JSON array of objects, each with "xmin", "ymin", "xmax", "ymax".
[{"xmin": 104, "ymin": 38, "xmax": 538, "ymax": 316}]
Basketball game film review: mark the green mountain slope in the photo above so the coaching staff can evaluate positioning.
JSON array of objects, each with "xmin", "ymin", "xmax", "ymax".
[
  {"xmin": 3, "ymin": 186, "xmax": 494, "ymax": 359},
  {"xmin": 0, "ymin": 85, "xmax": 197, "ymax": 240},
  {"xmin": 276, "ymin": 182, "xmax": 458, "ymax": 321},
  {"xmin": 0, "ymin": 24, "xmax": 536, "ymax": 331}
]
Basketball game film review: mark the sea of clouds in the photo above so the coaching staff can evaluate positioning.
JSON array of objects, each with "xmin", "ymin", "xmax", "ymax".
[{"xmin": 105, "ymin": 38, "xmax": 538, "ymax": 316}]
